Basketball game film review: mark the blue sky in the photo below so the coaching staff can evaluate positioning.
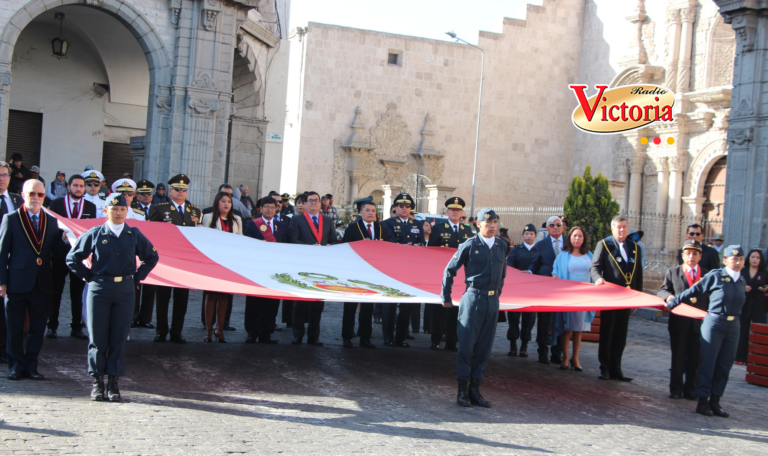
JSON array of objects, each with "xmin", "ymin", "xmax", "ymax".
[{"xmin": 289, "ymin": 0, "xmax": 544, "ymax": 44}]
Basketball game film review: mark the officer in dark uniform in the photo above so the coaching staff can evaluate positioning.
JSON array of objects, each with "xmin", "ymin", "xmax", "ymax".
[
  {"xmin": 66, "ymin": 194, "xmax": 158, "ymax": 402},
  {"xmin": 427, "ymin": 196, "xmax": 473, "ymax": 351},
  {"xmin": 666, "ymin": 245, "xmax": 747, "ymax": 418},
  {"xmin": 280, "ymin": 193, "xmax": 295, "ymax": 219},
  {"xmin": 380, "ymin": 193, "xmax": 425, "ymax": 347},
  {"xmin": 132, "ymin": 179, "xmax": 156, "ymax": 328},
  {"xmin": 505, "ymin": 223, "xmax": 539, "ymax": 357},
  {"xmin": 442, "ymin": 208, "xmax": 507, "ymax": 408},
  {"xmin": 148, "ymin": 174, "xmax": 201, "ymax": 343}
]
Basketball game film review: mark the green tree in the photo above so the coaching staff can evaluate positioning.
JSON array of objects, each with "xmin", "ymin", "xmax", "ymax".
[{"xmin": 564, "ymin": 165, "xmax": 620, "ymax": 249}]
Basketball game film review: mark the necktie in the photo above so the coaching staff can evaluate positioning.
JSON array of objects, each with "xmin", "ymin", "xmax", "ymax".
[
  {"xmin": 619, "ymin": 242, "xmax": 628, "ymax": 262},
  {"xmin": 0, "ymin": 196, "xmax": 7, "ymax": 214},
  {"xmin": 73, "ymin": 201, "xmax": 79, "ymax": 217},
  {"xmin": 178, "ymin": 205, "xmax": 183, "ymax": 214},
  {"xmin": 267, "ymin": 220, "xmax": 272, "ymax": 233},
  {"xmin": 689, "ymin": 268, "xmax": 696, "ymax": 284},
  {"xmin": 31, "ymin": 214, "xmax": 39, "ymax": 234},
  {"xmin": 312, "ymin": 215, "xmax": 319, "ymax": 230},
  {"xmin": 553, "ymin": 238, "xmax": 560, "ymax": 256},
  {"xmin": 144, "ymin": 206, "xmax": 149, "ymax": 214},
  {"xmin": 367, "ymin": 223, "xmax": 373, "ymax": 239},
  {"xmin": 453, "ymin": 225, "xmax": 458, "ymax": 235}
]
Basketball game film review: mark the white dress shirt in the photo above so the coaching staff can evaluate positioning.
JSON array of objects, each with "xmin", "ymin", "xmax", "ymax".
[
  {"xmin": 0, "ymin": 190, "xmax": 15, "ymax": 212},
  {"xmin": 107, "ymin": 221, "xmax": 124, "ymax": 237},
  {"xmin": 725, "ymin": 266, "xmax": 740, "ymax": 282},
  {"xmin": 481, "ymin": 235, "xmax": 495, "ymax": 250}
]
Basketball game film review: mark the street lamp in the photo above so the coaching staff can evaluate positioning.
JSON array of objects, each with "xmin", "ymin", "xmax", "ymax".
[
  {"xmin": 51, "ymin": 13, "xmax": 69, "ymax": 59},
  {"xmin": 446, "ymin": 31, "xmax": 484, "ymax": 218}
]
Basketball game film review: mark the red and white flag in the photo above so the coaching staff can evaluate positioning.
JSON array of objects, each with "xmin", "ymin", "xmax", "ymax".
[{"xmin": 56, "ymin": 218, "xmax": 704, "ymax": 317}]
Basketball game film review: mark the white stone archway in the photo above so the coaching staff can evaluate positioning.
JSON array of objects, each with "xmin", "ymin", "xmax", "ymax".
[{"xmin": 681, "ymin": 139, "xmax": 727, "ymax": 217}]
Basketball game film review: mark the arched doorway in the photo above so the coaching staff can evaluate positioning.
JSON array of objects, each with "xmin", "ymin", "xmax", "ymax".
[{"xmin": 702, "ymin": 156, "xmax": 726, "ymax": 242}]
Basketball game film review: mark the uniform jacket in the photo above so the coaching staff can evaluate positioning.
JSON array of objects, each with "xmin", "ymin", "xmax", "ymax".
[
  {"xmin": 441, "ymin": 234, "xmax": 507, "ymax": 303},
  {"xmin": 677, "ymin": 244, "xmax": 721, "ymax": 272},
  {"xmin": 244, "ymin": 216, "xmax": 287, "ymax": 242},
  {"xmin": 0, "ymin": 208, "xmax": 68, "ymax": 294},
  {"xmin": 342, "ymin": 219, "xmax": 387, "ymax": 242},
  {"xmin": 0, "ymin": 192, "xmax": 23, "ymax": 222},
  {"xmin": 201, "ymin": 213, "xmax": 244, "ymax": 235},
  {"xmin": 590, "ymin": 236, "xmax": 643, "ymax": 291},
  {"xmin": 381, "ymin": 217, "xmax": 425, "ymax": 245},
  {"xmin": 49, "ymin": 196, "xmax": 97, "ymax": 219},
  {"xmin": 288, "ymin": 212, "xmax": 338, "ymax": 245},
  {"xmin": 507, "ymin": 242, "xmax": 539, "ymax": 271},
  {"xmin": 668, "ymin": 268, "xmax": 747, "ymax": 317},
  {"xmin": 428, "ymin": 221, "xmax": 473, "ymax": 248},
  {"xmin": 66, "ymin": 222, "xmax": 158, "ymax": 286},
  {"xmin": 658, "ymin": 265, "xmax": 709, "ymax": 333},
  {"xmin": 528, "ymin": 235, "xmax": 563, "ymax": 277},
  {"xmin": 148, "ymin": 200, "xmax": 202, "ymax": 226}
]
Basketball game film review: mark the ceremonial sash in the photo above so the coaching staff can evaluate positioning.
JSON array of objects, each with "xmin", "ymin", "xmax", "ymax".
[
  {"xmin": 19, "ymin": 205, "xmax": 47, "ymax": 262},
  {"xmin": 254, "ymin": 217, "xmax": 276, "ymax": 242},
  {"xmin": 683, "ymin": 265, "xmax": 701, "ymax": 288},
  {"xmin": 304, "ymin": 212, "xmax": 323, "ymax": 244},
  {"xmin": 65, "ymin": 195, "xmax": 84, "ymax": 219}
]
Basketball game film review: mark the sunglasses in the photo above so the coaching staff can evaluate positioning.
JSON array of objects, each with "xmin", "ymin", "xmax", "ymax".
[
  {"xmin": 27, "ymin": 192, "xmax": 46, "ymax": 198},
  {"xmin": 549, "ymin": 223, "xmax": 562, "ymax": 228},
  {"xmin": 86, "ymin": 182, "xmax": 99, "ymax": 187},
  {"xmin": 397, "ymin": 204, "xmax": 412, "ymax": 209},
  {"xmin": 171, "ymin": 188, "xmax": 188, "ymax": 192},
  {"xmin": 689, "ymin": 232, "xmax": 702, "ymax": 236}
]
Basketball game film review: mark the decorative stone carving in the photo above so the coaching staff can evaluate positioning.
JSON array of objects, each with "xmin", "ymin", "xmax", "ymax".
[
  {"xmin": 188, "ymin": 98, "xmax": 219, "ymax": 116},
  {"xmin": 732, "ymin": 98, "xmax": 753, "ymax": 117},
  {"xmin": 412, "ymin": 114, "xmax": 445, "ymax": 185},
  {"xmin": 371, "ymin": 103, "xmax": 412, "ymax": 160},
  {"xmin": 680, "ymin": 7, "xmax": 695, "ymax": 24},
  {"xmin": 331, "ymin": 140, "xmax": 348, "ymax": 200},
  {"xmin": 344, "ymin": 107, "xmax": 369, "ymax": 148},
  {"xmin": 621, "ymin": 0, "xmax": 648, "ymax": 65},
  {"xmin": 203, "ymin": 10, "xmax": 219, "ymax": 31},
  {"xmin": 666, "ymin": 8, "xmax": 680, "ymax": 25},
  {"xmin": 170, "ymin": 0, "xmax": 182, "ymax": 28},
  {"xmin": 612, "ymin": 156, "xmax": 630, "ymax": 180},
  {"xmin": 652, "ymin": 156, "xmax": 669, "ymax": 173},
  {"xmin": 728, "ymin": 12, "xmax": 757, "ymax": 52},
  {"xmin": 630, "ymin": 156, "xmax": 646, "ymax": 173},
  {"xmin": 156, "ymin": 96, "xmax": 171, "ymax": 112},
  {"xmin": 668, "ymin": 155, "xmax": 688, "ymax": 172},
  {"xmin": 192, "ymin": 73, "xmax": 217, "ymax": 90},
  {"xmin": 0, "ymin": 72, "xmax": 10, "ymax": 92},
  {"xmin": 727, "ymin": 126, "xmax": 752, "ymax": 146},
  {"xmin": 708, "ymin": 17, "xmax": 736, "ymax": 88}
]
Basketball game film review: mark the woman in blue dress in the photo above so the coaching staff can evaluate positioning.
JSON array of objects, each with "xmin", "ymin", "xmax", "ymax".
[{"xmin": 552, "ymin": 226, "xmax": 596, "ymax": 371}]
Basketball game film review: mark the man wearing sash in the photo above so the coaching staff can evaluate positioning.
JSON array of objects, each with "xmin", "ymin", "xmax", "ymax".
[
  {"xmin": 48, "ymin": 174, "xmax": 97, "ymax": 340},
  {"xmin": 591, "ymin": 215, "xmax": 643, "ymax": 382},
  {"xmin": 287, "ymin": 191, "xmax": 338, "ymax": 345},
  {"xmin": 0, "ymin": 180, "xmax": 69, "ymax": 380},
  {"xmin": 82, "ymin": 170, "xmax": 107, "ymax": 218},
  {"xmin": 243, "ymin": 196, "xmax": 287, "ymax": 344},
  {"xmin": 340, "ymin": 197, "xmax": 387, "ymax": 349}
]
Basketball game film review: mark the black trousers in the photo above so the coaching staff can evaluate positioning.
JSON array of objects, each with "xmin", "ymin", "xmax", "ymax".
[
  {"xmin": 410, "ymin": 304, "xmax": 420, "ymax": 333},
  {"xmin": 536, "ymin": 312, "xmax": 563, "ymax": 359},
  {"xmin": 154, "ymin": 286, "xmax": 189, "ymax": 338},
  {"xmin": 282, "ymin": 300, "xmax": 294, "ymax": 326},
  {"xmin": 49, "ymin": 261, "xmax": 85, "ymax": 331},
  {"xmin": 508, "ymin": 311, "xmax": 536, "ymax": 342},
  {"xmin": 245, "ymin": 296, "xmax": 280, "ymax": 340},
  {"xmin": 669, "ymin": 319, "xmax": 702, "ymax": 396},
  {"xmin": 6, "ymin": 285, "xmax": 50, "ymax": 373},
  {"xmin": 598, "ymin": 308, "xmax": 632, "ymax": 375},
  {"xmin": 431, "ymin": 305, "xmax": 459, "ymax": 346},
  {"xmin": 342, "ymin": 302, "xmax": 373, "ymax": 340},
  {"xmin": 423, "ymin": 304, "xmax": 433, "ymax": 332},
  {"xmin": 381, "ymin": 303, "xmax": 414, "ymax": 343},
  {"xmin": 292, "ymin": 301, "xmax": 324, "ymax": 342},
  {"xmin": 133, "ymin": 284, "xmax": 155, "ymax": 324}
]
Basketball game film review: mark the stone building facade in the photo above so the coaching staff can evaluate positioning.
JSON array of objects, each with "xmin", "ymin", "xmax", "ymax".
[{"xmin": 0, "ymin": 0, "xmax": 290, "ymax": 205}]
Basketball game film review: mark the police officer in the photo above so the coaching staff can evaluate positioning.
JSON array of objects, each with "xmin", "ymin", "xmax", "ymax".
[
  {"xmin": 280, "ymin": 193, "xmax": 295, "ymax": 219},
  {"xmin": 111, "ymin": 178, "xmax": 145, "ymax": 221},
  {"xmin": 381, "ymin": 193, "xmax": 425, "ymax": 347},
  {"xmin": 442, "ymin": 208, "xmax": 507, "ymax": 408},
  {"xmin": 505, "ymin": 223, "xmax": 539, "ymax": 357},
  {"xmin": 428, "ymin": 196, "xmax": 473, "ymax": 351},
  {"xmin": 132, "ymin": 179, "xmax": 156, "ymax": 329},
  {"xmin": 82, "ymin": 170, "xmax": 107, "ymax": 218},
  {"xmin": 665, "ymin": 245, "xmax": 747, "ymax": 418},
  {"xmin": 66, "ymin": 194, "xmax": 158, "ymax": 402}
]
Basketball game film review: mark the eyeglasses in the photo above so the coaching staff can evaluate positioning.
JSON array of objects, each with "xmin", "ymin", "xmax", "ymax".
[
  {"xmin": 689, "ymin": 232, "xmax": 702, "ymax": 236},
  {"xmin": 397, "ymin": 204, "xmax": 412, "ymax": 209},
  {"xmin": 307, "ymin": 198, "xmax": 320, "ymax": 203},
  {"xmin": 549, "ymin": 223, "xmax": 562, "ymax": 228},
  {"xmin": 262, "ymin": 205, "xmax": 276, "ymax": 210},
  {"xmin": 86, "ymin": 182, "xmax": 99, "ymax": 187},
  {"xmin": 27, "ymin": 192, "xmax": 46, "ymax": 198},
  {"xmin": 0, "ymin": 174, "xmax": 9, "ymax": 179},
  {"xmin": 171, "ymin": 188, "xmax": 188, "ymax": 192}
]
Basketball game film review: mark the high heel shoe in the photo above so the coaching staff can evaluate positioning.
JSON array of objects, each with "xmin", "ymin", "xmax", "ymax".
[
  {"xmin": 215, "ymin": 330, "xmax": 227, "ymax": 343},
  {"xmin": 204, "ymin": 331, "xmax": 213, "ymax": 343},
  {"xmin": 559, "ymin": 363, "xmax": 569, "ymax": 370},
  {"xmin": 570, "ymin": 358, "xmax": 583, "ymax": 372}
]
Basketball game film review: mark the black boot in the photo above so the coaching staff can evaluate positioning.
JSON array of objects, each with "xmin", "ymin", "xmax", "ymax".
[
  {"xmin": 107, "ymin": 376, "xmax": 121, "ymax": 403},
  {"xmin": 456, "ymin": 380, "xmax": 470, "ymax": 407},
  {"xmin": 468, "ymin": 378, "xmax": 491, "ymax": 408},
  {"xmin": 508, "ymin": 341, "xmax": 517, "ymax": 357},
  {"xmin": 519, "ymin": 341, "xmax": 528, "ymax": 358},
  {"xmin": 709, "ymin": 395, "xmax": 729, "ymax": 418},
  {"xmin": 90, "ymin": 376, "xmax": 105, "ymax": 401},
  {"xmin": 696, "ymin": 397, "xmax": 713, "ymax": 416}
]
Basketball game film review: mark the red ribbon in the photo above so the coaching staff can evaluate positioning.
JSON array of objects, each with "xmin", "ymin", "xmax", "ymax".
[
  {"xmin": 304, "ymin": 211, "xmax": 323, "ymax": 244},
  {"xmin": 220, "ymin": 217, "xmax": 230, "ymax": 233},
  {"xmin": 253, "ymin": 217, "xmax": 277, "ymax": 243},
  {"xmin": 19, "ymin": 205, "xmax": 47, "ymax": 256},
  {"xmin": 683, "ymin": 265, "xmax": 701, "ymax": 288}
]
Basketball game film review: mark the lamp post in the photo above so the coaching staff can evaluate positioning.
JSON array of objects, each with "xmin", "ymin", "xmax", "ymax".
[
  {"xmin": 51, "ymin": 12, "xmax": 69, "ymax": 59},
  {"xmin": 446, "ymin": 31, "xmax": 484, "ymax": 219}
]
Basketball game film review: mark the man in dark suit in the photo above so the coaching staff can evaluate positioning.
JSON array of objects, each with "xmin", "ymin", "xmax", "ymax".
[
  {"xmin": 287, "ymin": 191, "xmax": 338, "ymax": 345},
  {"xmin": 0, "ymin": 161, "xmax": 23, "ymax": 364},
  {"xmin": 243, "ymin": 196, "xmax": 287, "ymax": 344},
  {"xmin": 0, "ymin": 179, "xmax": 68, "ymax": 379},
  {"xmin": 591, "ymin": 215, "xmax": 643, "ymax": 382},
  {"xmin": 48, "ymin": 174, "xmax": 97, "ymax": 340},
  {"xmin": 427, "ymin": 196, "xmax": 473, "ymax": 351},
  {"xmin": 380, "ymin": 193, "xmax": 425, "ymax": 347},
  {"xmin": 676, "ymin": 224, "xmax": 720, "ymax": 272},
  {"xmin": 340, "ymin": 197, "xmax": 387, "ymax": 349},
  {"xmin": 659, "ymin": 239, "xmax": 709, "ymax": 400},
  {"xmin": 148, "ymin": 174, "xmax": 202, "ymax": 343},
  {"xmin": 528, "ymin": 215, "xmax": 565, "ymax": 364},
  {"xmin": 505, "ymin": 223, "xmax": 539, "ymax": 357},
  {"xmin": 131, "ymin": 180, "xmax": 157, "ymax": 329}
]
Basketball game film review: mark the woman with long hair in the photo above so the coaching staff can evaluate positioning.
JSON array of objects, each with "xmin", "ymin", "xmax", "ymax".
[
  {"xmin": 551, "ymin": 226, "xmax": 595, "ymax": 371},
  {"xmin": 735, "ymin": 249, "xmax": 768, "ymax": 364},
  {"xmin": 200, "ymin": 192, "xmax": 243, "ymax": 342}
]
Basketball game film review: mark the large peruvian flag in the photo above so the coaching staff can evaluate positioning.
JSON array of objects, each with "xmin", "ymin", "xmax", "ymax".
[{"xmin": 56, "ymin": 218, "xmax": 704, "ymax": 317}]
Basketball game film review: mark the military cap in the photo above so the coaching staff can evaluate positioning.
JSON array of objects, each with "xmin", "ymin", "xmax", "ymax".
[
  {"xmin": 682, "ymin": 239, "xmax": 703, "ymax": 252},
  {"xmin": 477, "ymin": 208, "xmax": 499, "ymax": 221},
  {"xmin": 523, "ymin": 223, "xmax": 537, "ymax": 234},
  {"xmin": 281, "ymin": 193, "xmax": 290, "ymax": 200},
  {"xmin": 410, "ymin": 209, "xmax": 416, "ymax": 215},
  {"xmin": 445, "ymin": 196, "xmax": 465, "ymax": 210},
  {"xmin": 112, "ymin": 178, "xmax": 137, "ymax": 193},
  {"xmin": 168, "ymin": 174, "xmax": 190, "ymax": 189},
  {"xmin": 714, "ymin": 233, "xmax": 724, "ymax": 241},
  {"xmin": 84, "ymin": 165, "xmax": 95, "ymax": 171},
  {"xmin": 394, "ymin": 193, "xmax": 415, "ymax": 206},
  {"xmin": 83, "ymin": 170, "xmax": 104, "ymax": 183},
  {"xmin": 122, "ymin": 172, "xmax": 133, "ymax": 178},
  {"xmin": 136, "ymin": 179, "xmax": 155, "ymax": 194},
  {"xmin": 723, "ymin": 245, "xmax": 744, "ymax": 257},
  {"xmin": 354, "ymin": 195, "xmax": 374, "ymax": 210},
  {"xmin": 106, "ymin": 193, "xmax": 127, "ymax": 207}
]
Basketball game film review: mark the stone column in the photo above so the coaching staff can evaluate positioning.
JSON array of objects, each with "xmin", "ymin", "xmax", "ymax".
[
  {"xmin": 665, "ymin": 9, "xmax": 682, "ymax": 92},
  {"xmin": 665, "ymin": 155, "xmax": 686, "ymax": 251},
  {"xmin": 382, "ymin": 185, "xmax": 393, "ymax": 212},
  {"xmin": 0, "ymin": 72, "xmax": 11, "ymax": 157},
  {"xmin": 618, "ymin": 162, "xmax": 630, "ymax": 213},
  {"xmin": 654, "ymin": 156, "xmax": 670, "ymax": 215},
  {"xmin": 427, "ymin": 185, "xmax": 440, "ymax": 215},
  {"xmin": 628, "ymin": 156, "xmax": 645, "ymax": 215},
  {"xmin": 676, "ymin": 6, "xmax": 696, "ymax": 93}
]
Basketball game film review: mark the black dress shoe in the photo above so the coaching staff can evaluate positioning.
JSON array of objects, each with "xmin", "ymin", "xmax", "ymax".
[
  {"xmin": 360, "ymin": 339, "xmax": 376, "ymax": 349},
  {"xmin": 258, "ymin": 338, "xmax": 279, "ymax": 345},
  {"xmin": 683, "ymin": 391, "xmax": 698, "ymax": 401},
  {"xmin": 245, "ymin": 334, "xmax": 257, "ymax": 344},
  {"xmin": 24, "ymin": 370, "xmax": 44, "ymax": 380},
  {"xmin": 7, "ymin": 370, "xmax": 20, "ymax": 380},
  {"xmin": 307, "ymin": 340, "xmax": 324, "ymax": 347},
  {"xmin": 154, "ymin": 335, "xmax": 166, "ymax": 343},
  {"xmin": 384, "ymin": 340, "xmax": 394, "ymax": 347},
  {"xmin": 696, "ymin": 397, "xmax": 713, "ymax": 417},
  {"xmin": 519, "ymin": 343, "xmax": 528, "ymax": 358},
  {"xmin": 598, "ymin": 370, "xmax": 610, "ymax": 380},
  {"xmin": 138, "ymin": 322, "xmax": 155, "ymax": 329},
  {"xmin": 71, "ymin": 329, "xmax": 88, "ymax": 340},
  {"xmin": 406, "ymin": 333, "xmax": 415, "ymax": 340},
  {"xmin": 291, "ymin": 338, "xmax": 302, "ymax": 345},
  {"xmin": 46, "ymin": 329, "xmax": 58, "ymax": 339},
  {"xmin": 611, "ymin": 374, "xmax": 633, "ymax": 382},
  {"xmin": 538, "ymin": 357, "xmax": 550, "ymax": 365},
  {"xmin": 430, "ymin": 343, "xmax": 440, "ymax": 350},
  {"xmin": 169, "ymin": 335, "xmax": 187, "ymax": 344},
  {"xmin": 131, "ymin": 321, "xmax": 139, "ymax": 328},
  {"xmin": 343, "ymin": 339, "xmax": 354, "ymax": 348},
  {"xmin": 709, "ymin": 396, "xmax": 729, "ymax": 418},
  {"xmin": 669, "ymin": 392, "xmax": 683, "ymax": 399},
  {"xmin": 444, "ymin": 344, "xmax": 458, "ymax": 352},
  {"xmin": 224, "ymin": 325, "xmax": 236, "ymax": 331},
  {"xmin": 395, "ymin": 341, "xmax": 410, "ymax": 348},
  {"xmin": 508, "ymin": 343, "xmax": 517, "ymax": 357}
]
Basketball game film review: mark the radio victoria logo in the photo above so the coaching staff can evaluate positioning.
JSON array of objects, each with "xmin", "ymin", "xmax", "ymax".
[{"xmin": 568, "ymin": 84, "xmax": 674, "ymax": 134}]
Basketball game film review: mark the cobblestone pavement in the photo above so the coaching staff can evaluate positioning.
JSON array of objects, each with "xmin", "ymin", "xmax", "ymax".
[{"xmin": 1, "ymin": 289, "xmax": 767, "ymax": 455}]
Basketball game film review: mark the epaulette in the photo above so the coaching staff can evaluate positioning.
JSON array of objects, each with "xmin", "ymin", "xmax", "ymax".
[
  {"xmin": 98, "ymin": 194, "xmax": 107, "ymax": 200},
  {"xmin": 132, "ymin": 207, "xmax": 145, "ymax": 216},
  {"xmin": 155, "ymin": 201, "xmax": 171, "ymax": 206}
]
